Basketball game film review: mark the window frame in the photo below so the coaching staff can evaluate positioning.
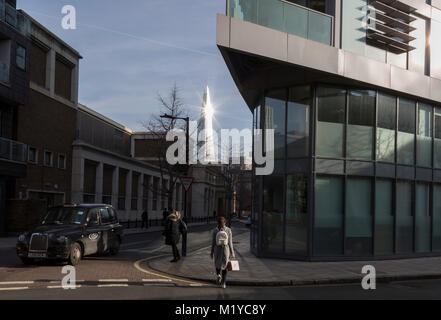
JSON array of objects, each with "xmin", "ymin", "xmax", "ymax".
[
  {"xmin": 43, "ymin": 150, "xmax": 53, "ymax": 167},
  {"xmin": 28, "ymin": 146, "xmax": 38, "ymax": 164},
  {"xmin": 58, "ymin": 153, "xmax": 66, "ymax": 170}
]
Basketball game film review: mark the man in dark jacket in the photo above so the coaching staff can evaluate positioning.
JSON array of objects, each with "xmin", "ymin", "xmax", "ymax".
[{"xmin": 162, "ymin": 210, "xmax": 185, "ymax": 262}]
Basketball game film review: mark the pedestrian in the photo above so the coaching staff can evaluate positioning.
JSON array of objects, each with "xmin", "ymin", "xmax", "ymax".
[
  {"xmin": 211, "ymin": 216, "xmax": 235, "ymax": 289},
  {"xmin": 141, "ymin": 210, "xmax": 148, "ymax": 229},
  {"xmin": 162, "ymin": 208, "xmax": 168, "ymax": 226},
  {"xmin": 162, "ymin": 209, "xmax": 185, "ymax": 263}
]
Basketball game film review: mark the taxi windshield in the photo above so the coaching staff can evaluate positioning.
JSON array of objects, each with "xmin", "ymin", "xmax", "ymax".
[{"xmin": 42, "ymin": 207, "xmax": 86, "ymax": 226}]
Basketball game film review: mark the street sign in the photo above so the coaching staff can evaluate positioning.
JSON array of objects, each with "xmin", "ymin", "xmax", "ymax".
[{"xmin": 180, "ymin": 176, "xmax": 194, "ymax": 192}]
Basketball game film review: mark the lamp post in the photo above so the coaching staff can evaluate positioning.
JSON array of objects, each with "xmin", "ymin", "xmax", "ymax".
[{"xmin": 160, "ymin": 114, "xmax": 190, "ymax": 256}]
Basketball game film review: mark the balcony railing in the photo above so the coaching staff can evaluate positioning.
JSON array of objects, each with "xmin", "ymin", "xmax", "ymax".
[
  {"xmin": 0, "ymin": 0, "xmax": 30, "ymax": 37},
  {"xmin": 0, "ymin": 137, "xmax": 27, "ymax": 163},
  {"xmin": 227, "ymin": 0, "xmax": 333, "ymax": 46}
]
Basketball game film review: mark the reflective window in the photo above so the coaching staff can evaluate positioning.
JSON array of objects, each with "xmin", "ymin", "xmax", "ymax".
[
  {"xmin": 434, "ymin": 108, "xmax": 441, "ymax": 168},
  {"xmin": 314, "ymin": 176, "xmax": 343, "ymax": 256},
  {"xmin": 347, "ymin": 90, "xmax": 375, "ymax": 160},
  {"xmin": 433, "ymin": 184, "xmax": 441, "ymax": 252},
  {"xmin": 375, "ymin": 179, "xmax": 394, "ymax": 255},
  {"xmin": 415, "ymin": 183, "xmax": 431, "ymax": 253},
  {"xmin": 287, "ymin": 86, "xmax": 309, "ymax": 158},
  {"xmin": 345, "ymin": 178, "xmax": 372, "ymax": 256},
  {"xmin": 285, "ymin": 174, "xmax": 308, "ymax": 255},
  {"xmin": 397, "ymin": 99, "xmax": 416, "ymax": 165},
  {"xmin": 396, "ymin": 181, "xmax": 414, "ymax": 254},
  {"xmin": 262, "ymin": 175, "xmax": 284, "ymax": 254},
  {"xmin": 265, "ymin": 90, "xmax": 286, "ymax": 160},
  {"xmin": 417, "ymin": 103, "xmax": 432, "ymax": 167},
  {"xmin": 376, "ymin": 94, "xmax": 396, "ymax": 163},
  {"xmin": 316, "ymin": 87, "xmax": 346, "ymax": 158}
]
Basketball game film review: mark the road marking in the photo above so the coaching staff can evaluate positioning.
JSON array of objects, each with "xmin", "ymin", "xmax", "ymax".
[
  {"xmin": 0, "ymin": 287, "xmax": 29, "ymax": 291},
  {"xmin": 134, "ymin": 255, "xmax": 209, "ymax": 287},
  {"xmin": 98, "ymin": 284, "xmax": 128, "ymax": 288},
  {"xmin": 47, "ymin": 285, "xmax": 82, "ymax": 289},
  {"xmin": 0, "ymin": 281, "xmax": 34, "ymax": 285},
  {"xmin": 143, "ymin": 279, "xmax": 172, "ymax": 282},
  {"xmin": 143, "ymin": 283, "xmax": 175, "ymax": 287},
  {"xmin": 49, "ymin": 280, "xmax": 85, "ymax": 284},
  {"xmin": 98, "ymin": 279, "xmax": 129, "ymax": 282}
]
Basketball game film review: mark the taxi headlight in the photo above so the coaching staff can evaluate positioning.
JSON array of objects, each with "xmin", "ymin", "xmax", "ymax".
[{"xmin": 18, "ymin": 234, "xmax": 27, "ymax": 243}]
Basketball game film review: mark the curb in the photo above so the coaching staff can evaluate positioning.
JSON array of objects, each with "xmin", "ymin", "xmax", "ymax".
[{"xmin": 147, "ymin": 256, "xmax": 441, "ymax": 287}]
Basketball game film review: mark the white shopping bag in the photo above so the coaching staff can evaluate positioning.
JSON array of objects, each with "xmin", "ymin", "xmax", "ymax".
[{"xmin": 229, "ymin": 260, "xmax": 240, "ymax": 271}]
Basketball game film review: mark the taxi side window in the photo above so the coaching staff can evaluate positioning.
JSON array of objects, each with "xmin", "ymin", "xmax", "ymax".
[
  {"xmin": 100, "ymin": 208, "xmax": 111, "ymax": 225},
  {"xmin": 108, "ymin": 208, "xmax": 117, "ymax": 223},
  {"xmin": 87, "ymin": 209, "xmax": 100, "ymax": 226}
]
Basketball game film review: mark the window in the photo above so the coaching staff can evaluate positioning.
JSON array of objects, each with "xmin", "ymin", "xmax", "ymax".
[
  {"xmin": 16, "ymin": 45, "xmax": 26, "ymax": 70},
  {"xmin": 287, "ymin": 87, "xmax": 309, "ymax": 158},
  {"xmin": 417, "ymin": 104, "xmax": 432, "ymax": 167},
  {"xmin": 87, "ymin": 209, "xmax": 99, "ymax": 226},
  {"xmin": 28, "ymin": 147, "xmax": 37, "ymax": 164},
  {"xmin": 262, "ymin": 175, "xmax": 284, "ymax": 254},
  {"xmin": 375, "ymin": 179, "xmax": 394, "ymax": 255},
  {"xmin": 265, "ymin": 90, "xmax": 286, "ymax": 160},
  {"xmin": 433, "ymin": 184, "xmax": 441, "ymax": 252},
  {"xmin": 345, "ymin": 178, "xmax": 373, "ymax": 256},
  {"xmin": 44, "ymin": 151, "xmax": 53, "ymax": 167},
  {"xmin": 415, "ymin": 183, "xmax": 431, "ymax": 253},
  {"xmin": 434, "ymin": 107, "xmax": 441, "ymax": 168},
  {"xmin": 285, "ymin": 174, "xmax": 308, "ymax": 255},
  {"xmin": 100, "ymin": 208, "xmax": 110, "ymax": 224},
  {"xmin": 396, "ymin": 181, "xmax": 414, "ymax": 253},
  {"xmin": 397, "ymin": 99, "xmax": 416, "ymax": 165},
  {"xmin": 58, "ymin": 154, "xmax": 66, "ymax": 169},
  {"xmin": 316, "ymin": 87, "xmax": 346, "ymax": 158},
  {"xmin": 102, "ymin": 196, "xmax": 112, "ymax": 205},
  {"xmin": 108, "ymin": 207, "xmax": 117, "ymax": 222},
  {"xmin": 55, "ymin": 57, "xmax": 73, "ymax": 100},
  {"xmin": 347, "ymin": 90, "xmax": 375, "ymax": 160},
  {"xmin": 377, "ymin": 94, "xmax": 396, "ymax": 163},
  {"xmin": 118, "ymin": 197, "xmax": 125, "ymax": 210},
  {"xmin": 314, "ymin": 176, "xmax": 343, "ymax": 256}
]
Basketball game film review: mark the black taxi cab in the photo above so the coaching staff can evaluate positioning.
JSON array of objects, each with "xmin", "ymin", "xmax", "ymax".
[{"xmin": 16, "ymin": 204, "xmax": 124, "ymax": 266}]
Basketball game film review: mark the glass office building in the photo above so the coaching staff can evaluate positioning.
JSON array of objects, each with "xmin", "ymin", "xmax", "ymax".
[{"xmin": 218, "ymin": 0, "xmax": 441, "ymax": 260}]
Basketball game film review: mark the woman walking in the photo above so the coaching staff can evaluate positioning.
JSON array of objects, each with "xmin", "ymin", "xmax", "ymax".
[
  {"xmin": 211, "ymin": 216, "xmax": 235, "ymax": 289},
  {"xmin": 163, "ymin": 209, "xmax": 185, "ymax": 262}
]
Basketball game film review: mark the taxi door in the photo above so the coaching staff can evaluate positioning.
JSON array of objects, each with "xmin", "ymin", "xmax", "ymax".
[{"xmin": 83, "ymin": 208, "xmax": 102, "ymax": 256}]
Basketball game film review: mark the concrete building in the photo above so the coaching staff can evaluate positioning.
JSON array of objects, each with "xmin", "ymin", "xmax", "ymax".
[
  {"xmin": 0, "ymin": 0, "xmax": 31, "ymax": 233},
  {"xmin": 218, "ymin": 0, "xmax": 441, "ymax": 260}
]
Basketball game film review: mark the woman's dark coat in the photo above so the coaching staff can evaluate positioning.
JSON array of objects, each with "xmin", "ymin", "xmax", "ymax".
[{"xmin": 163, "ymin": 219, "xmax": 181, "ymax": 245}]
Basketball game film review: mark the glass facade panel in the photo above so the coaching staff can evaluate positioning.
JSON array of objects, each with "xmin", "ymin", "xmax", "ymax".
[
  {"xmin": 376, "ymin": 94, "xmax": 396, "ymax": 163},
  {"xmin": 345, "ymin": 178, "xmax": 372, "ymax": 256},
  {"xmin": 314, "ymin": 176, "xmax": 343, "ymax": 256},
  {"xmin": 258, "ymin": 0, "xmax": 284, "ymax": 31},
  {"xmin": 316, "ymin": 87, "xmax": 346, "ymax": 158},
  {"xmin": 287, "ymin": 86, "xmax": 309, "ymax": 158},
  {"xmin": 308, "ymin": 10, "xmax": 331, "ymax": 45},
  {"xmin": 375, "ymin": 179, "xmax": 394, "ymax": 255},
  {"xmin": 284, "ymin": 2, "xmax": 308, "ymax": 39},
  {"xmin": 262, "ymin": 175, "xmax": 284, "ymax": 254},
  {"xmin": 347, "ymin": 90, "xmax": 375, "ymax": 160},
  {"xmin": 265, "ymin": 90, "xmax": 286, "ymax": 160},
  {"xmin": 415, "ymin": 183, "xmax": 431, "ymax": 253},
  {"xmin": 396, "ymin": 181, "xmax": 414, "ymax": 254},
  {"xmin": 435, "ymin": 108, "xmax": 441, "ymax": 169},
  {"xmin": 434, "ymin": 184, "xmax": 441, "ymax": 252},
  {"xmin": 417, "ymin": 103, "xmax": 432, "ymax": 167},
  {"xmin": 285, "ymin": 174, "xmax": 308, "ymax": 255},
  {"xmin": 397, "ymin": 99, "xmax": 416, "ymax": 165}
]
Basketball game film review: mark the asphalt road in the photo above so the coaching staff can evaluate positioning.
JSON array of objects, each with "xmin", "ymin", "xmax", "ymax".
[{"xmin": 2, "ymin": 222, "xmax": 441, "ymax": 300}]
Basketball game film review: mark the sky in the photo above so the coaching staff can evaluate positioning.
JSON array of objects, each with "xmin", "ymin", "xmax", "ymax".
[{"xmin": 17, "ymin": 0, "xmax": 252, "ymax": 132}]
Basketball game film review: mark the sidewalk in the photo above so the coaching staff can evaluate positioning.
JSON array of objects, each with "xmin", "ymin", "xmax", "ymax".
[{"xmin": 149, "ymin": 230, "xmax": 441, "ymax": 286}]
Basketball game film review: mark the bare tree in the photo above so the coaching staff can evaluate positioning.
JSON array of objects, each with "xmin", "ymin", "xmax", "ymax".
[{"xmin": 141, "ymin": 84, "xmax": 189, "ymax": 211}]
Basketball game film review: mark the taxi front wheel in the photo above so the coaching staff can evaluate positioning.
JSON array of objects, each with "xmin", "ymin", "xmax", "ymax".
[{"xmin": 68, "ymin": 243, "xmax": 82, "ymax": 266}]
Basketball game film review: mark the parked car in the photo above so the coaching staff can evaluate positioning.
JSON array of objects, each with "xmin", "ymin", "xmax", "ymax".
[{"xmin": 16, "ymin": 204, "xmax": 124, "ymax": 266}]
